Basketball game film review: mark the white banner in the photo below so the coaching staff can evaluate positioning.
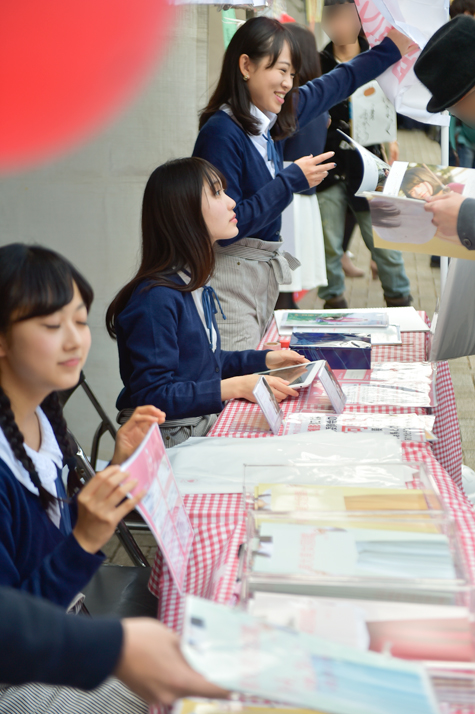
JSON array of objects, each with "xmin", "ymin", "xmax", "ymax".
[{"xmin": 355, "ymin": 0, "xmax": 450, "ymax": 126}]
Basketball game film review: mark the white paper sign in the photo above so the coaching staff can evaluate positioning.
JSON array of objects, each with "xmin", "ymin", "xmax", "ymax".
[
  {"xmin": 252, "ymin": 376, "xmax": 284, "ymax": 435},
  {"xmin": 120, "ymin": 424, "xmax": 193, "ymax": 593},
  {"xmin": 355, "ymin": 0, "xmax": 450, "ymax": 127},
  {"xmin": 350, "ymin": 80, "xmax": 397, "ymax": 145}
]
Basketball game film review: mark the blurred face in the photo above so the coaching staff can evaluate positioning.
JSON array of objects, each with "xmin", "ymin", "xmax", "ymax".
[
  {"xmin": 321, "ymin": 3, "xmax": 361, "ymax": 45},
  {"xmin": 450, "ymin": 86, "xmax": 475, "ymax": 128},
  {"xmin": 201, "ymin": 178, "xmax": 238, "ymax": 243},
  {"xmin": 239, "ymin": 41, "xmax": 296, "ymax": 115},
  {"xmin": 409, "ymin": 181, "xmax": 434, "ymax": 200},
  {"xmin": 0, "ymin": 283, "xmax": 91, "ymax": 400}
]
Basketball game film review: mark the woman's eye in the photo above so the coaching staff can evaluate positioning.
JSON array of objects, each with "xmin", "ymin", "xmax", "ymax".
[
  {"xmin": 76, "ymin": 321, "xmax": 88, "ymax": 327},
  {"xmin": 43, "ymin": 324, "xmax": 60, "ymax": 330}
]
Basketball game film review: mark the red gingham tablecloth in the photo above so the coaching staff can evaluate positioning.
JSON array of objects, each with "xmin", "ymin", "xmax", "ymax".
[{"xmin": 149, "ymin": 313, "xmax": 473, "ymax": 713}]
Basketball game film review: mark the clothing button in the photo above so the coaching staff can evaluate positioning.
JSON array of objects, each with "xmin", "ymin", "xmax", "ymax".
[
  {"xmin": 237, "ymin": 261, "xmax": 241, "ymax": 265},
  {"xmin": 463, "ymin": 238, "xmax": 472, "ymax": 248},
  {"xmin": 215, "ymin": 367, "xmax": 219, "ymax": 373}
]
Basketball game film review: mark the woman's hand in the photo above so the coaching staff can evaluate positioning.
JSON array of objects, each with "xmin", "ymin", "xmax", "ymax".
[
  {"xmin": 386, "ymin": 28, "xmax": 419, "ymax": 57},
  {"xmin": 116, "ymin": 619, "xmax": 229, "ymax": 706},
  {"xmin": 73, "ymin": 466, "xmax": 145, "ymax": 554},
  {"xmin": 265, "ymin": 349, "xmax": 308, "ymax": 370},
  {"xmin": 221, "ymin": 374, "xmax": 299, "ymax": 403},
  {"xmin": 388, "ymin": 141, "xmax": 399, "ymax": 165},
  {"xmin": 111, "ymin": 406, "xmax": 166, "ymax": 465},
  {"xmin": 295, "ymin": 152, "xmax": 336, "ymax": 189}
]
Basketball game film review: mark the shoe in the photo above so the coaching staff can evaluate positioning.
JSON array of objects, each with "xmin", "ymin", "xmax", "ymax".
[
  {"xmin": 323, "ymin": 294, "xmax": 349, "ymax": 310},
  {"xmin": 370, "ymin": 260, "xmax": 378, "ymax": 280},
  {"xmin": 384, "ymin": 294, "xmax": 413, "ymax": 308},
  {"xmin": 341, "ymin": 251, "xmax": 365, "ymax": 278}
]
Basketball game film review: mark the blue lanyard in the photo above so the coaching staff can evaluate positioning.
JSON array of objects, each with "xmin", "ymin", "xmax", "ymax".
[
  {"xmin": 202, "ymin": 285, "xmax": 226, "ymax": 348},
  {"xmin": 54, "ymin": 474, "xmax": 72, "ymax": 536}
]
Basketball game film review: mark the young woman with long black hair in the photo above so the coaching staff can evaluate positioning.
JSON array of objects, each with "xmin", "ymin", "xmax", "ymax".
[
  {"xmin": 193, "ymin": 16, "xmax": 415, "ymax": 348},
  {"xmin": 0, "ymin": 242, "xmax": 174, "ymax": 713},
  {"xmin": 106, "ymin": 157, "xmax": 307, "ymax": 447}
]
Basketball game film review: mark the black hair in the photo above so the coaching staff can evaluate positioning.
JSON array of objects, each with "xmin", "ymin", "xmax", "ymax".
[
  {"xmin": 400, "ymin": 166, "xmax": 446, "ymax": 197},
  {"xmin": 0, "ymin": 243, "xmax": 94, "ymax": 510},
  {"xmin": 199, "ymin": 16, "xmax": 302, "ymax": 140},
  {"xmin": 106, "ymin": 157, "xmax": 225, "ymax": 338},
  {"xmin": 324, "ymin": 0, "xmax": 355, "ymax": 5},
  {"xmin": 450, "ymin": 0, "xmax": 475, "ymax": 18},
  {"xmin": 285, "ymin": 24, "xmax": 321, "ymax": 85}
]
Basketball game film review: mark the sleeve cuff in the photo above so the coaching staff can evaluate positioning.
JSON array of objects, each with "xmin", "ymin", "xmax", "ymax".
[
  {"xmin": 281, "ymin": 162, "xmax": 310, "ymax": 194},
  {"xmin": 457, "ymin": 198, "xmax": 475, "ymax": 249}
]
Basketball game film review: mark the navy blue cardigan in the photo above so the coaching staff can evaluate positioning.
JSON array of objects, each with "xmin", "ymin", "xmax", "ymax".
[
  {"xmin": 193, "ymin": 37, "xmax": 401, "ymax": 244},
  {"xmin": 115, "ymin": 277, "xmax": 269, "ymax": 419},
  {"xmin": 0, "ymin": 460, "xmax": 103, "ymax": 608}
]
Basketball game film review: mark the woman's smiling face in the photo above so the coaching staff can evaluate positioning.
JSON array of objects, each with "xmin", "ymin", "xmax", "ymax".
[{"xmin": 239, "ymin": 40, "xmax": 296, "ymax": 115}]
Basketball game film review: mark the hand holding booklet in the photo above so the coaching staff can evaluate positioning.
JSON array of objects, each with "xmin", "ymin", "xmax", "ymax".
[
  {"xmin": 181, "ymin": 596, "xmax": 440, "ymax": 714},
  {"xmin": 339, "ymin": 128, "xmax": 475, "ymax": 260}
]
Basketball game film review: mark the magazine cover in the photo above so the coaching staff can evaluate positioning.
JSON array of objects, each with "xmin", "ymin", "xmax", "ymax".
[
  {"xmin": 282, "ymin": 310, "xmax": 389, "ymax": 328},
  {"xmin": 366, "ymin": 161, "xmax": 475, "ymax": 259}
]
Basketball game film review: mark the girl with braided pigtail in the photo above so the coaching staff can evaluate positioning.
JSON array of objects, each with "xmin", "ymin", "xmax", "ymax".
[{"xmin": 0, "ymin": 243, "xmax": 169, "ymax": 714}]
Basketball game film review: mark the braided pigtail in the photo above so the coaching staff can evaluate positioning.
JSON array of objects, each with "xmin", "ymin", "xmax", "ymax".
[
  {"xmin": 40, "ymin": 392, "xmax": 82, "ymax": 497},
  {"xmin": 0, "ymin": 386, "xmax": 55, "ymax": 510}
]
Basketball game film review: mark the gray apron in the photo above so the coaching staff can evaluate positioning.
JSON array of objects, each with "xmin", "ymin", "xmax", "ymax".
[
  {"xmin": 117, "ymin": 411, "xmax": 218, "ymax": 448},
  {"xmin": 212, "ymin": 237, "xmax": 300, "ymax": 351}
]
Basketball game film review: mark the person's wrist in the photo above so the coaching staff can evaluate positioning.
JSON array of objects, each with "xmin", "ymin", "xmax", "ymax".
[{"xmin": 72, "ymin": 527, "xmax": 99, "ymax": 555}]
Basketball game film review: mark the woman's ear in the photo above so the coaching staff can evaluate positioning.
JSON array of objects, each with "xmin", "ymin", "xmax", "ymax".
[{"xmin": 238, "ymin": 53, "xmax": 252, "ymax": 80}]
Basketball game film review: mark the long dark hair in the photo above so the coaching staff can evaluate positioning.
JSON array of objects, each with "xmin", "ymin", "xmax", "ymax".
[
  {"xmin": 401, "ymin": 167, "xmax": 446, "ymax": 197},
  {"xmin": 106, "ymin": 157, "xmax": 225, "ymax": 339},
  {"xmin": 285, "ymin": 24, "xmax": 321, "ymax": 86},
  {"xmin": 0, "ymin": 243, "xmax": 94, "ymax": 510},
  {"xmin": 199, "ymin": 17, "xmax": 302, "ymax": 140}
]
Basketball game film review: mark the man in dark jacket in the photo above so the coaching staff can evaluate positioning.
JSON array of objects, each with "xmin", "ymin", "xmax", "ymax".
[
  {"xmin": 415, "ymin": 15, "xmax": 475, "ymax": 246},
  {"xmin": 316, "ymin": 0, "xmax": 412, "ymax": 310}
]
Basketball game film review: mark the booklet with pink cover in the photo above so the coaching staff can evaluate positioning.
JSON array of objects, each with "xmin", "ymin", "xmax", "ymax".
[{"xmin": 120, "ymin": 423, "xmax": 193, "ymax": 593}]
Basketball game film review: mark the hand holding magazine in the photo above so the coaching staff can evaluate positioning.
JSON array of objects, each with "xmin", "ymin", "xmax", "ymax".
[{"xmin": 338, "ymin": 129, "xmax": 475, "ymax": 260}]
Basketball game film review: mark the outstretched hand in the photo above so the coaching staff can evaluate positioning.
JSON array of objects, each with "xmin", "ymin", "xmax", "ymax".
[
  {"xmin": 265, "ymin": 349, "xmax": 308, "ymax": 370},
  {"xmin": 386, "ymin": 28, "xmax": 419, "ymax": 57},
  {"xmin": 111, "ymin": 405, "xmax": 166, "ymax": 465}
]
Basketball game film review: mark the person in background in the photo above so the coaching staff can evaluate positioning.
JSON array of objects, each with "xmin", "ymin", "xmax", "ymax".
[
  {"xmin": 414, "ymin": 16, "xmax": 475, "ymax": 248},
  {"xmin": 0, "ymin": 586, "xmax": 226, "ymax": 708},
  {"xmin": 277, "ymin": 23, "xmax": 330, "ymax": 311},
  {"xmin": 107, "ymin": 158, "xmax": 307, "ymax": 447},
  {"xmin": 194, "ymin": 16, "xmax": 414, "ymax": 348},
  {"xmin": 449, "ymin": 0, "xmax": 475, "ymax": 169},
  {"xmin": 316, "ymin": 0, "xmax": 412, "ymax": 310}
]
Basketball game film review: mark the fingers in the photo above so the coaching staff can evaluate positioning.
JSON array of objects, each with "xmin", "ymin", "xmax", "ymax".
[
  {"xmin": 424, "ymin": 193, "xmax": 451, "ymax": 205},
  {"xmin": 267, "ymin": 377, "xmax": 299, "ymax": 399},
  {"xmin": 115, "ymin": 489, "xmax": 147, "ymax": 521},
  {"xmin": 312, "ymin": 151, "xmax": 335, "ymax": 165},
  {"xmin": 86, "ymin": 466, "xmax": 137, "ymax": 505}
]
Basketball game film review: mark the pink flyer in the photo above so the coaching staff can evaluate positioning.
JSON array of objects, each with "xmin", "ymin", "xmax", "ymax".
[{"xmin": 120, "ymin": 424, "xmax": 193, "ymax": 593}]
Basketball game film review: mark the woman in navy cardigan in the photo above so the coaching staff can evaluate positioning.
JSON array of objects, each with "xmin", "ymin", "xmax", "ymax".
[
  {"xmin": 193, "ymin": 16, "xmax": 416, "ymax": 350},
  {"xmin": 0, "ymin": 243, "xmax": 169, "ymax": 714},
  {"xmin": 106, "ymin": 158, "xmax": 307, "ymax": 447}
]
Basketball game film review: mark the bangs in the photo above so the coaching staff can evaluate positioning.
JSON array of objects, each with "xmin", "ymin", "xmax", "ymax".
[
  {"xmin": 265, "ymin": 25, "xmax": 302, "ymax": 75},
  {"xmin": 0, "ymin": 244, "xmax": 94, "ymax": 327},
  {"xmin": 201, "ymin": 159, "xmax": 227, "ymax": 192}
]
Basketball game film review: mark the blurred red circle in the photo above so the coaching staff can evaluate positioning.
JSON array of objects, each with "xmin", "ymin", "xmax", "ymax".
[{"xmin": 0, "ymin": 0, "xmax": 175, "ymax": 171}]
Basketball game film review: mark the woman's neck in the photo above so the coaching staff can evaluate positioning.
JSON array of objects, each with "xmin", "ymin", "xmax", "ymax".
[{"xmin": 333, "ymin": 39, "xmax": 361, "ymax": 63}]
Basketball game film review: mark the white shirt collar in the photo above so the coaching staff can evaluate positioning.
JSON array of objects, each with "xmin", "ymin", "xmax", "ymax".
[
  {"xmin": 178, "ymin": 272, "xmax": 218, "ymax": 352},
  {"xmin": 221, "ymin": 103, "xmax": 277, "ymax": 137},
  {"xmin": 0, "ymin": 407, "xmax": 63, "ymax": 497}
]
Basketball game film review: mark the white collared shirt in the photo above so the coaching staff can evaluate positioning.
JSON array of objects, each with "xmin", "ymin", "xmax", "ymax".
[
  {"xmin": 0, "ymin": 407, "xmax": 63, "ymax": 527},
  {"xmin": 221, "ymin": 103, "xmax": 278, "ymax": 178},
  {"xmin": 178, "ymin": 272, "xmax": 218, "ymax": 352}
]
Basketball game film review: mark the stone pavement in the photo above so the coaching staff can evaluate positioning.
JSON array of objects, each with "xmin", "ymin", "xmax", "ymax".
[{"xmin": 107, "ymin": 128, "xmax": 474, "ymax": 566}]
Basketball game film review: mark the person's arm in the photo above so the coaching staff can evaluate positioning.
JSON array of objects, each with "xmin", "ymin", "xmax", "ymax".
[
  {"xmin": 119, "ymin": 290, "xmax": 225, "ymax": 419},
  {"xmin": 0, "ymin": 586, "xmax": 123, "ymax": 689},
  {"xmin": 0, "ymin": 476, "xmax": 104, "ymax": 608},
  {"xmin": 296, "ymin": 36, "xmax": 402, "ymax": 130},
  {"xmin": 220, "ymin": 348, "xmax": 268, "ymax": 379},
  {"xmin": 193, "ymin": 122, "xmax": 309, "ymax": 243},
  {"xmin": 457, "ymin": 197, "xmax": 475, "ymax": 248},
  {"xmin": 0, "ymin": 588, "xmax": 228, "ymax": 705}
]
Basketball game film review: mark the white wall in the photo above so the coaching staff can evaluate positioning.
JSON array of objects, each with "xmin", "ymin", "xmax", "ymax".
[{"xmin": 0, "ymin": 6, "xmax": 209, "ymax": 458}]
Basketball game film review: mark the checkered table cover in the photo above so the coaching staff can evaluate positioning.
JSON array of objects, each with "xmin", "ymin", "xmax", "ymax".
[{"xmin": 149, "ymin": 313, "xmax": 472, "ymax": 714}]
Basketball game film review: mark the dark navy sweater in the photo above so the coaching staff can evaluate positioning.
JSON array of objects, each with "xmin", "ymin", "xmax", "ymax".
[
  {"xmin": 193, "ymin": 37, "xmax": 401, "ymax": 244},
  {"xmin": 0, "ymin": 459, "xmax": 103, "ymax": 608},
  {"xmin": 116, "ymin": 277, "xmax": 269, "ymax": 419},
  {"xmin": 0, "ymin": 587, "xmax": 122, "ymax": 689}
]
